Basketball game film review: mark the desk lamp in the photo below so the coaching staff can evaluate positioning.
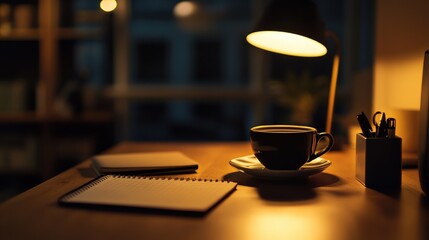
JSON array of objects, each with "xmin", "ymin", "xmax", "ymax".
[{"xmin": 246, "ymin": 0, "xmax": 339, "ymax": 133}]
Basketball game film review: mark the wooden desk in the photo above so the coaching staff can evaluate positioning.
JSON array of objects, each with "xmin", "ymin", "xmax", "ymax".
[{"xmin": 1, "ymin": 142, "xmax": 428, "ymax": 240}]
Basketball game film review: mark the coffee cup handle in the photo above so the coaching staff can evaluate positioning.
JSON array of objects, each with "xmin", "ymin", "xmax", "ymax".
[{"xmin": 310, "ymin": 132, "xmax": 334, "ymax": 160}]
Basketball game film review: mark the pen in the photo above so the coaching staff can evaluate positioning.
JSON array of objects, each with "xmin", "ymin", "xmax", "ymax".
[{"xmin": 387, "ymin": 118, "xmax": 396, "ymax": 138}]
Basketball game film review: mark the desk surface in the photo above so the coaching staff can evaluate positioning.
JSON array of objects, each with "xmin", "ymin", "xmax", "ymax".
[{"xmin": 1, "ymin": 142, "xmax": 429, "ymax": 240}]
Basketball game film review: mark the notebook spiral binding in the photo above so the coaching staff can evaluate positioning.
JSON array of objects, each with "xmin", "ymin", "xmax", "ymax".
[
  {"xmin": 61, "ymin": 175, "xmax": 232, "ymax": 202},
  {"xmin": 61, "ymin": 175, "xmax": 111, "ymax": 201},
  {"xmin": 112, "ymin": 174, "xmax": 230, "ymax": 183}
]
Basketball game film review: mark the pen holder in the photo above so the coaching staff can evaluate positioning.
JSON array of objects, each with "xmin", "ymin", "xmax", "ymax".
[{"xmin": 355, "ymin": 133, "xmax": 402, "ymax": 191}]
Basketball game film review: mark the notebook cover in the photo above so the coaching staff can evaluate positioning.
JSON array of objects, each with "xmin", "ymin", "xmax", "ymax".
[{"xmin": 91, "ymin": 151, "xmax": 199, "ymax": 175}]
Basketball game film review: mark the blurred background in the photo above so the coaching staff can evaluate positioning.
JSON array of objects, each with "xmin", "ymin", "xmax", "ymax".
[{"xmin": 0, "ymin": 0, "xmax": 375, "ymax": 201}]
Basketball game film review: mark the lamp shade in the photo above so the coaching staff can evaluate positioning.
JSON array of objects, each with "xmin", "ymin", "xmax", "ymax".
[{"xmin": 246, "ymin": 0, "xmax": 327, "ymax": 57}]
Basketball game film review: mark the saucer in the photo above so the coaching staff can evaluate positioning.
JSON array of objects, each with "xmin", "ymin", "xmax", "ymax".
[{"xmin": 229, "ymin": 155, "xmax": 331, "ymax": 180}]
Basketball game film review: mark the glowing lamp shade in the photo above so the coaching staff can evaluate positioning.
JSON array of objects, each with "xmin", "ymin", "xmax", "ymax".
[
  {"xmin": 247, "ymin": 0, "xmax": 326, "ymax": 56},
  {"xmin": 246, "ymin": 31, "xmax": 327, "ymax": 57}
]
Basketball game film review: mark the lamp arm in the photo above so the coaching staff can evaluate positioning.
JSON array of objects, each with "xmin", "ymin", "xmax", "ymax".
[{"xmin": 324, "ymin": 30, "xmax": 340, "ymax": 134}]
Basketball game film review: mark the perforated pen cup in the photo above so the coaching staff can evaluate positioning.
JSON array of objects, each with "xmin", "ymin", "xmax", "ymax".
[{"xmin": 355, "ymin": 133, "xmax": 402, "ymax": 191}]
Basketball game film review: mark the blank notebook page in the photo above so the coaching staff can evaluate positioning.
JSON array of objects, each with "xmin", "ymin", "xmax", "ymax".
[{"xmin": 60, "ymin": 175, "xmax": 237, "ymax": 213}]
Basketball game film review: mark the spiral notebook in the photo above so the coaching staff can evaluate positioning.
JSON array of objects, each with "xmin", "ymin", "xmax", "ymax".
[{"xmin": 59, "ymin": 175, "xmax": 237, "ymax": 213}]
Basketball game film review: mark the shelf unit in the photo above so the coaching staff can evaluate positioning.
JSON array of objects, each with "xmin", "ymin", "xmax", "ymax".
[{"xmin": 0, "ymin": 0, "xmax": 114, "ymax": 180}]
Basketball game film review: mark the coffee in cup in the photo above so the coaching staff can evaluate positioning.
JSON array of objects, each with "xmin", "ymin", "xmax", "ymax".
[{"xmin": 250, "ymin": 125, "xmax": 334, "ymax": 170}]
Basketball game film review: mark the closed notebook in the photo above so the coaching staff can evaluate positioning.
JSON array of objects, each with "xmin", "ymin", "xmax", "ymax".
[
  {"xmin": 91, "ymin": 151, "xmax": 199, "ymax": 175},
  {"xmin": 59, "ymin": 175, "xmax": 237, "ymax": 213}
]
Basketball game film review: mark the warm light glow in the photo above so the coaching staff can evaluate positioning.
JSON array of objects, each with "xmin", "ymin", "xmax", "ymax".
[
  {"xmin": 240, "ymin": 209, "xmax": 332, "ymax": 239},
  {"xmin": 100, "ymin": 0, "xmax": 117, "ymax": 12},
  {"xmin": 174, "ymin": 1, "xmax": 197, "ymax": 18},
  {"xmin": 246, "ymin": 31, "xmax": 327, "ymax": 57}
]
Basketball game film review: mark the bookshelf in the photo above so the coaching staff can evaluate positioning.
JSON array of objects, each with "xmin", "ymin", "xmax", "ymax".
[{"xmin": 0, "ymin": 0, "xmax": 114, "ymax": 180}]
